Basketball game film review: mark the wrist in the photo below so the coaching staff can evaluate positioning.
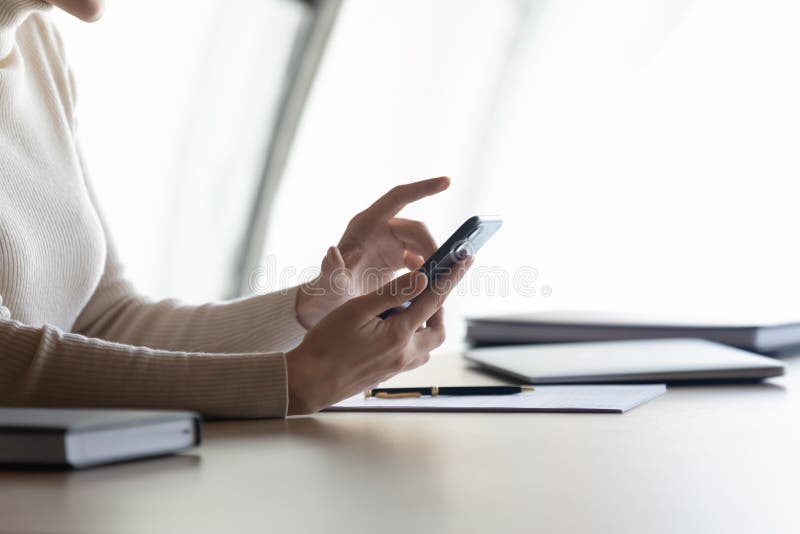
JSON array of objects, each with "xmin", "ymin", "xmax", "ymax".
[
  {"xmin": 286, "ymin": 346, "xmax": 314, "ymax": 415},
  {"xmin": 295, "ymin": 277, "xmax": 349, "ymax": 329},
  {"xmin": 295, "ymin": 279, "xmax": 330, "ymax": 329}
]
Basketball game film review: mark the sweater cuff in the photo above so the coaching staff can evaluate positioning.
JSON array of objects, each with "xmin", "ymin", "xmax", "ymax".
[
  {"xmin": 244, "ymin": 350, "xmax": 289, "ymax": 418},
  {"xmin": 263, "ymin": 285, "xmax": 308, "ymax": 347},
  {"xmin": 230, "ymin": 285, "xmax": 307, "ymax": 354}
]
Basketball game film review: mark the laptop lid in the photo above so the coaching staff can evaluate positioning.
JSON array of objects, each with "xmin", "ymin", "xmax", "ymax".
[{"xmin": 463, "ymin": 338, "xmax": 785, "ymax": 383}]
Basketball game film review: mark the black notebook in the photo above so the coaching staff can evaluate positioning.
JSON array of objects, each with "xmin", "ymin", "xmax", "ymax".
[
  {"xmin": 466, "ymin": 310, "xmax": 800, "ymax": 355},
  {"xmin": 0, "ymin": 408, "xmax": 201, "ymax": 468}
]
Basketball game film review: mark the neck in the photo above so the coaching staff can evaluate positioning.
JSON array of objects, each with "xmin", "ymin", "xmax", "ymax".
[{"xmin": 0, "ymin": 0, "xmax": 50, "ymax": 58}]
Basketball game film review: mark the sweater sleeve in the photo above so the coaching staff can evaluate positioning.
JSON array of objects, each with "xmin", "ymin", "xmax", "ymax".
[{"xmin": 0, "ymin": 318, "xmax": 289, "ymax": 418}]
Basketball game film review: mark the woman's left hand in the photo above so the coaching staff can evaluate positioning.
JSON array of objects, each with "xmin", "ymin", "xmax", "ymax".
[{"xmin": 296, "ymin": 176, "xmax": 450, "ymax": 328}]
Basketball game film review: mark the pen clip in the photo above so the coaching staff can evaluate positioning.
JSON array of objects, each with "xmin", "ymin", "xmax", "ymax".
[{"xmin": 372, "ymin": 392, "xmax": 423, "ymax": 399}]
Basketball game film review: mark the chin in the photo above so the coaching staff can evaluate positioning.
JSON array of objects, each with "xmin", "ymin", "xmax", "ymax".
[
  {"xmin": 76, "ymin": 0, "xmax": 105, "ymax": 22},
  {"xmin": 54, "ymin": 0, "xmax": 106, "ymax": 22}
]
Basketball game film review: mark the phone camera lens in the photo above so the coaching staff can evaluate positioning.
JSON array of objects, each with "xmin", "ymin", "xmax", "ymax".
[{"xmin": 454, "ymin": 242, "xmax": 470, "ymax": 259}]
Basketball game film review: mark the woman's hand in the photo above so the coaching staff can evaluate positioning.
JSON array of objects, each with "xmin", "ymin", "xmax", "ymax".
[
  {"xmin": 295, "ymin": 177, "xmax": 450, "ymax": 328},
  {"xmin": 286, "ymin": 257, "xmax": 472, "ymax": 415}
]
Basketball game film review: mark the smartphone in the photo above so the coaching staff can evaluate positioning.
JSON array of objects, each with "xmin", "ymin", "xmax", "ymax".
[{"xmin": 379, "ymin": 215, "xmax": 503, "ymax": 319}]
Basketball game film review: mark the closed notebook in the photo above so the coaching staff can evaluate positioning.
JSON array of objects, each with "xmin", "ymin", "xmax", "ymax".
[
  {"xmin": 0, "ymin": 408, "xmax": 201, "ymax": 469},
  {"xmin": 466, "ymin": 310, "xmax": 800, "ymax": 354}
]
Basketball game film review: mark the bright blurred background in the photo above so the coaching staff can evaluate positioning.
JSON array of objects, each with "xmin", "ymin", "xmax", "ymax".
[{"xmin": 54, "ymin": 0, "xmax": 800, "ymax": 346}]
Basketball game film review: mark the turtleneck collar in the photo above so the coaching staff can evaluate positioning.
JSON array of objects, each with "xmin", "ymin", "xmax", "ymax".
[{"xmin": 0, "ymin": 0, "xmax": 51, "ymax": 59}]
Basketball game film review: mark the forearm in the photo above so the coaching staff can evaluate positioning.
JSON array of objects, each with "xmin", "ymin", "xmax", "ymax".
[{"xmin": 0, "ymin": 319, "xmax": 289, "ymax": 418}]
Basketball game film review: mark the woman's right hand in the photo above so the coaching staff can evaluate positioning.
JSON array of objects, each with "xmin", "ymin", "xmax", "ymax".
[{"xmin": 286, "ymin": 259, "xmax": 472, "ymax": 415}]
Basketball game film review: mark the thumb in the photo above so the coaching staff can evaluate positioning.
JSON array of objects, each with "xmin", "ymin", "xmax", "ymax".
[
  {"xmin": 353, "ymin": 270, "xmax": 428, "ymax": 318},
  {"xmin": 316, "ymin": 245, "xmax": 352, "ymax": 295},
  {"xmin": 320, "ymin": 245, "xmax": 345, "ymax": 274}
]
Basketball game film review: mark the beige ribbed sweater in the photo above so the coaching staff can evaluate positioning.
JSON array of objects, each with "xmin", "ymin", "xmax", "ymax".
[{"xmin": 0, "ymin": 1, "xmax": 307, "ymax": 418}]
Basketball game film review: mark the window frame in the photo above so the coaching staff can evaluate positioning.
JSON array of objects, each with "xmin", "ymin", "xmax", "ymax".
[{"xmin": 233, "ymin": 0, "xmax": 344, "ymax": 297}]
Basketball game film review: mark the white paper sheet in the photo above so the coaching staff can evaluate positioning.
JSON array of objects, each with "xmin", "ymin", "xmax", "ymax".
[{"xmin": 327, "ymin": 384, "xmax": 667, "ymax": 414}]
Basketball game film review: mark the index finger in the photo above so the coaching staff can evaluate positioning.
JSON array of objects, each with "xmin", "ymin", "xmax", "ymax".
[{"xmin": 363, "ymin": 177, "xmax": 450, "ymax": 223}]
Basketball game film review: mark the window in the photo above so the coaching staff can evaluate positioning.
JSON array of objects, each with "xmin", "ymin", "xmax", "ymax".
[
  {"xmin": 58, "ymin": 0, "xmax": 800, "ymax": 344},
  {"xmin": 54, "ymin": 0, "xmax": 312, "ymax": 302},
  {"xmin": 267, "ymin": 0, "xmax": 800, "ymax": 346},
  {"xmin": 258, "ymin": 0, "xmax": 525, "ymax": 333}
]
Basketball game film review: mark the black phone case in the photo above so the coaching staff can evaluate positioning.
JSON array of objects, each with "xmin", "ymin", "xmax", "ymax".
[{"xmin": 379, "ymin": 215, "xmax": 502, "ymax": 319}]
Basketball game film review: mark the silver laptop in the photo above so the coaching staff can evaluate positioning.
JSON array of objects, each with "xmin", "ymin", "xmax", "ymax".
[{"xmin": 464, "ymin": 338, "xmax": 785, "ymax": 383}]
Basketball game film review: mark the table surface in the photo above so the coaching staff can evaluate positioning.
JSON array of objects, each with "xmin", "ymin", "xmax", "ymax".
[{"xmin": 2, "ymin": 350, "xmax": 799, "ymax": 534}]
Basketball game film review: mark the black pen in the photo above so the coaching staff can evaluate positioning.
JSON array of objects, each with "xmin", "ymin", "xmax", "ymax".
[{"xmin": 364, "ymin": 385, "xmax": 534, "ymax": 399}]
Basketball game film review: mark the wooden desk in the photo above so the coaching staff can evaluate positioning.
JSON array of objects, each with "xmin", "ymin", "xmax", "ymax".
[{"xmin": 1, "ymin": 351, "xmax": 798, "ymax": 534}]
